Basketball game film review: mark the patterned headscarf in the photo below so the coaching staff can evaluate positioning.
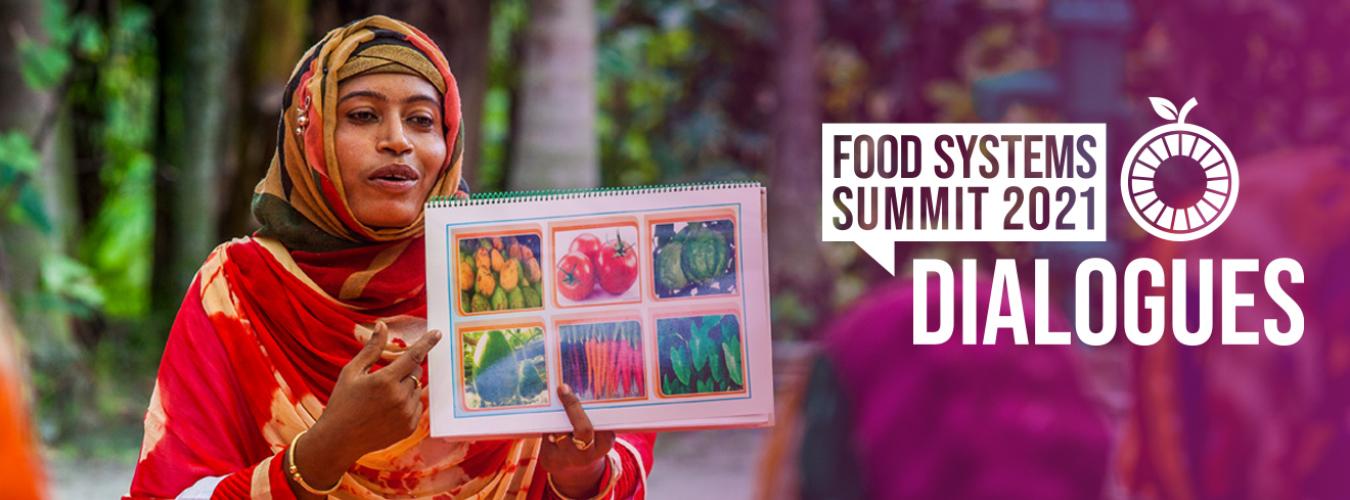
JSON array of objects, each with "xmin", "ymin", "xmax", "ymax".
[{"xmin": 252, "ymin": 14, "xmax": 467, "ymax": 252}]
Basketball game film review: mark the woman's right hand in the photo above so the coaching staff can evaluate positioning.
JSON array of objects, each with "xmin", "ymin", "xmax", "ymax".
[{"xmin": 287, "ymin": 322, "xmax": 441, "ymax": 497}]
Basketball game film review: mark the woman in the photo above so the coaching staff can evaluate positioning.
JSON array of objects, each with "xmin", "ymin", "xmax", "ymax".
[{"xmin": 127, "ymin": 16, "xmax": 654, "ymax": 499}]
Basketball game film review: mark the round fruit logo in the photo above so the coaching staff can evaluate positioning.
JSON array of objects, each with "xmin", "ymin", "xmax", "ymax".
[{"xmin": 1122, "ymin": 97, "xmax": 1239, "ymax": 241}]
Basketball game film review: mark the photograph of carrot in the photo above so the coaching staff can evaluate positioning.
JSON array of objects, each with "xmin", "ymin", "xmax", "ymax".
[{"xmin": 558, "ymin": 320, "xmax": 646, "ymax": 401}]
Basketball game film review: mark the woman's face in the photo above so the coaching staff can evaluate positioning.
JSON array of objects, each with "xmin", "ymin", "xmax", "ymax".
[{"xmin": 335, "ymin": 72, "xmax": 447, "ymax": 228}]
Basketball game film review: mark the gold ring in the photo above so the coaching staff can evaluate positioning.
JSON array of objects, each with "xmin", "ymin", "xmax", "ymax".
[
  {"xmin": 548, "ymin": 433, "xmax": 569, "ymax": 444},
  {"xmin": 409, "ymin": 375, "xmax": 423, "ymax": 390},
  {"xmin": 572, "ymin": 435, "xmax": 594, "ymax": 451}
]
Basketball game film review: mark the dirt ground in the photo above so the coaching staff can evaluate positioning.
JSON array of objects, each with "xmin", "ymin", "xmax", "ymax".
[{"xmin": 47, "ymin": 428, "xmax": 769, "ymax": 499}]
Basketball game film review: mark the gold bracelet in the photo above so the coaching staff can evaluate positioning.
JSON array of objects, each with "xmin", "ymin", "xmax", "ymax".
[
  {"xmin": 287, "ymin": 430, "xmax": 342, "ymax": 496},
  {"xmin": 546, "ymin": 452, "xmax": 620, "ymax": 500}
]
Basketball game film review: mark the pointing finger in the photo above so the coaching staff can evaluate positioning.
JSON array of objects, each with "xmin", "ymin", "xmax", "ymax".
[
  {"xmin": 349, "ymin": 321, "xmax": 389, "ymax": 372},
  {"xmin": 385, "ymin": 330, "xmax": 442, "ymax": 379},
  {"xmin": 558, "ymin": 384, "xmax": 594, "ymax": 449}
]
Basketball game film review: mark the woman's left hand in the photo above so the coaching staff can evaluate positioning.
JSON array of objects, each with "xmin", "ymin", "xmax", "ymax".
[{"xmin": 538, "ymin": 384, "xmax": 615, "ymax": 498}]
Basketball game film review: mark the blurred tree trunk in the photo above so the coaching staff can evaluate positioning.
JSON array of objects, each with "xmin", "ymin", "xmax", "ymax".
[
  {"xmin": 441, "ymin": 2, "xmax": 491, "ymax": 187},
  {"xmin": 220, "ymin": 0, "xmax": 308, "ymax": 240},
  {"xmin": 508, "ymin": 0, "xmax": 597, "ymax": 190},
  {"xmin": 0, "ymin": 0, "xmax": 51, "ymax": 330},
  {"xmin": 494, "ymin": 19, "xmax": 526, "ymax": 194},
  {"xmin": 0, "ymin": 0, "xmax": 77, "ymax": 347},
  {"xmin": 769, "ymin": 0, "xmax": 832, "ymax": 338},
  {"xmin": 151, "ymin": 0, "xmax": 237, "ymax": 329},
  {"xmin": 0, "ymin": 0, "xmax": 87, "ymax": 438}
]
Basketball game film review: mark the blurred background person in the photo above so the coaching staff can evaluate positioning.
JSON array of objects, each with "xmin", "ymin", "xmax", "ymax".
[
  {"xmin": 758, "ymin": 277, "xmax": 1113, "ymax": 499},
  {"xmin": 1117, "ymin": 148, "xmax": 1350, "ymax": 499},
  {"xmin": 0, "ymin": 296, "xmax": 46, "ymax": 499}
]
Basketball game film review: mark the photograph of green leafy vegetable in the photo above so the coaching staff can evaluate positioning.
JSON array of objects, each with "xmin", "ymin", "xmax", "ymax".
[
  {"xmin": 656, "ymin": 314, "xmax": 744, "ymax": 396},
  {"xmin": 652, "ymin": 219, "xmax": 737, "ymax": 298},
  {"xmin": 558, "ymin": 320, "xmax": 645, "ymax": 401},
  {"xmin": 460, "ymin": 326, "xmax": 547, "ymax": 409},
  {"xmin": 456, "ymin": 234, "xmax": 545, "ymax": 314}
]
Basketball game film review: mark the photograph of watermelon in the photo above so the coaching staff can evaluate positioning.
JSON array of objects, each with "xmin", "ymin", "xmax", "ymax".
[
  {"xmin": 652, "ymin": 219, "xmax": 736, "ymax": 299},
  {"xmin": 456, "ymin": 233, "xmax": 545, "ymax": 315},
  {"xmin": 460, "ymin": 326, "xmax": 548, "ymax": 409},
  {"xmin": 558, "ymin": 320, "xmax": 646, "ymax": 402},
  {"xmin": 655, "ymin": 314, "xmax": 744, "ymax": 396}
]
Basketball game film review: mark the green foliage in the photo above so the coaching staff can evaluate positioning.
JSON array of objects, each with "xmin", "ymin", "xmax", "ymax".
[
  {"xmin": 595, "ymin": 1, "xmax": 772, "ymax": 186},
  {"xmin": 6, "ymin": 1, "xmax": 157, "ymax": 321},
  {"xmin": 74, "ymin": 3, "xmax": 157, "ymax": 319},
  {"xmin": 18, "ymin": 0, "xmax": 112, "ymax": 91},
  {"xmin": 38, "ymin": 254, "xmax": 105, "ymax": 317},
  {"xmin": 0, "ymin": 132, "xmax": 39, "ymax": 174},
  {"xmin": 18, "ymin": 37, "xmax": 71, "ymax": 90},
  {"xmin": 18, "ymin": 1, "xmax": 71, "ymax": 89},
  {"xmin": 1, "ymin": 0, "xmax": 160, "ymax": 445},
  {"xmin": 0, "ymin": 131, "xmax": 50, "ymax": 232},
  {"xmin": 478, "ymin": 0, "xmax": 529, "ymax": 191},
  {"xmin": 79, "ymin": 154, "xmax": 152, "ymax": 318}
]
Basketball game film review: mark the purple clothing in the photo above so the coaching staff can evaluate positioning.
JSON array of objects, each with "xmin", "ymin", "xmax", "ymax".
[{"xmin": 798, "ymin": 277, "xmax": 1111, "ymax": 499}]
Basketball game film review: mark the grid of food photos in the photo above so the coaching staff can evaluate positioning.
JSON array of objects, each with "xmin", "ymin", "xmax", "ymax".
[{"xmin": 448, "ymin": 209, "xmax": 749, "ymax": 414}]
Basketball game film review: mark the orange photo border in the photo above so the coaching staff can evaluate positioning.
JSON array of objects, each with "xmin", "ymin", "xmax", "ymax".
[
  {"xmin": 452, "ymin": 224, "xmax": 546, "ymax": 318},
  {"xmin": 650, "ymin": 306, "xmax": 749, "ymax": 400},
  {"xmin": 455, "ymin": 319, "xmax": 552, "ymax": 413},
  {"xmin": 548, "ymin": 216, "xmax": 644, "ymax": 310},
  {"xmin": 552, "ymin": 313, "xmax": 649, "ymax": 405},
  {"xmin": 644, "ymin": 209, "xmax": 742, "ymax": 303}
]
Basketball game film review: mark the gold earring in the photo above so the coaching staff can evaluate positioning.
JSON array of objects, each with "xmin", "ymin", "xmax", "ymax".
[{"xmin": 294, "ymin": 95, "xmax": 312, "ymax": 136}]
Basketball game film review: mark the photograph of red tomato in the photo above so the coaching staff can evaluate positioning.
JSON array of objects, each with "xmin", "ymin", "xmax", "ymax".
[{"xmin": 551, "ymin": 222, "xmax": 642, "ymax": 306}]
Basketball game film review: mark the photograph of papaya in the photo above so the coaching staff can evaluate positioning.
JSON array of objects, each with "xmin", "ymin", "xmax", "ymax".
[
  {"xmin": 455, "ymin": 234, "xmax": 545, "ymax": 314},
  {"xmin": 552, "ymin": 225, "xmax": 641, "ymax": 306},
  {"xmin": 558, "ymin": 320, "xmax": 646, "ymax": 402},
  {"xmin": 652, "ymin": 219, "xmax": 737, "ymax": 298},
  {"xmin": 459, "ymin": 326, "xmax": 548, "ymax": 410},
  {"xmin": 655, "ymin": 314, "xmax": 744, "ymax": 396}
]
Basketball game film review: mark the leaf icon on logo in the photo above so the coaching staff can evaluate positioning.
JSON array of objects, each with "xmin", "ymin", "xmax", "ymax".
[
  {"xmin": 1149, "ymin": 96, "xmax": 1199, "ymax": 124},
  {"xmin": 1149, "ymin": 97, "xmax": 1178, "ymax": 121}
]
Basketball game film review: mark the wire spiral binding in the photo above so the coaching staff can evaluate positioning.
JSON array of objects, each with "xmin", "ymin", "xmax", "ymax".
[{"xmin": 425, "ymin": 181, "xmax": 762, "ymax": 208}]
